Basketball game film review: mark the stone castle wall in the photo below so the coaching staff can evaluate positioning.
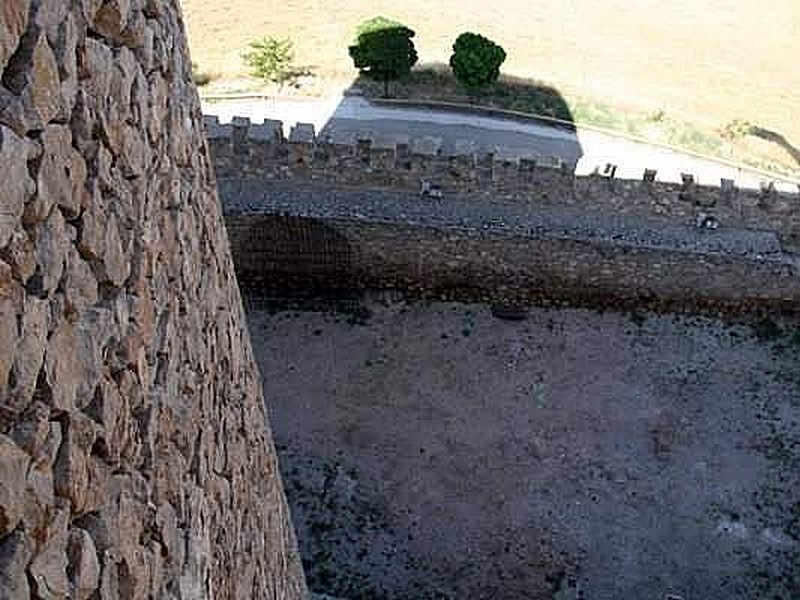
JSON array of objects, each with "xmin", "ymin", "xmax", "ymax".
[
  {"xmin": 207, "ymin": 117, "xmax": 800, "ymax": 247},
  {"xmin": 1, "ymin": 1, "xmax": 306, "ymax": 598},
  {"xmin": 211, "ymin": 117, "xmax": 800, "ymax": 313},
  {"xmin": 224, "ymin": 207, "xmax": 799, "ymax": 316}
]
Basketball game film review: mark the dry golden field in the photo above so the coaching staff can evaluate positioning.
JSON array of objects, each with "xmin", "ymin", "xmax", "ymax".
[{"xmin": 181, "ymin": 0, "xmax": 800, "ymax": 167}]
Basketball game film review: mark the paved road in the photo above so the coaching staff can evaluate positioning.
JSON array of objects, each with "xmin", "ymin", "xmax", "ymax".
[
  {"xmin": 203, "ymin": 95, "xmax": 799, "ymax": 193},
  {"xmin": 319, "ymin": 118, "xmax": 584, "ymax": 168}
]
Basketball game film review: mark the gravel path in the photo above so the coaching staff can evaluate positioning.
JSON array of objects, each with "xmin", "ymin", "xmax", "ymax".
[{"xmin": 219, "ymin": 179, "xmax": 786, "ymax": 260}]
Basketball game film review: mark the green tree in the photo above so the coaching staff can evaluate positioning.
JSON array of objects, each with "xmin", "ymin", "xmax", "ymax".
[
  {"xmin": 349, "ymin": 17, "xmax": 418, "ymax": 97},
  {"xmin": 449, "ymin": 32, "xmax": 507, "ymax": 94},
  {"xmin": 355, "ymin": 15, "xmax": 403, "ymax": 38},
  {"xmin": 243, "ymin": 37, "xmax": 297, "ymax": 91}
]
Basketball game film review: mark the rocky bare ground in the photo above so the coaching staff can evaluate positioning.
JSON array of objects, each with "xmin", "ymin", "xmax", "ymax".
[{"xmin": 247, "ymin": 293, "xmax": 800, "ymax": 600}]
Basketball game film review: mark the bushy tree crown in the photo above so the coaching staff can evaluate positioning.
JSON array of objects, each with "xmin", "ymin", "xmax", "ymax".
[
  {"xmin": 349, "ymin": 16, "xmax": 418, "ymax": 95},
  {"xmin": 449, "ymin": 32, "xmax": 507, "ymax": 91}
]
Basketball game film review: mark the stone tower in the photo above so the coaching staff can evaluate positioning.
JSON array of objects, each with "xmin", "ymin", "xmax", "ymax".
[{"xmin": 0, "ymin": 0, "xmax": 307, "ymax": 597}]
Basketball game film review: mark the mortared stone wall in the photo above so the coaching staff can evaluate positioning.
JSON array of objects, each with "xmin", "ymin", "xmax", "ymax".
[{"xmin": 0, "ymin": 0, "xmax": 307, "ymax": 597}]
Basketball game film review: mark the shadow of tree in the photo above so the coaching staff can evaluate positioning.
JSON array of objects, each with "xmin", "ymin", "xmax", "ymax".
[
  {"xmin": 329, "ymin": 61, "xmax": 584, "ymax": 170},
  {"xmin": 750, "ymin": 126, "xmax": 800, "ymax": 168},
  {"xmin": 350, "ymin": 62, "xmax": 575, "ymax": 123},
  {"xmin": 284, "ymin": 65, "xmax": 317, "ymax": 90}
]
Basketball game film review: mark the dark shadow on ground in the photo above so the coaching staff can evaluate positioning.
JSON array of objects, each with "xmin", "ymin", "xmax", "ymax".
[
  {"xmin": 351, "ymin": 62, "xmax": 576, "ymax": 122},
  {"xmin": 750, "ymin": 126, "xmax": 800, "ymax": 169},
  {"xmin": 315, "ymin": 63, "xmax": 585, "ymax": 171},
  {"xmin": 226, "ymin": 214, "xmax": 355, "ymax": 292}
]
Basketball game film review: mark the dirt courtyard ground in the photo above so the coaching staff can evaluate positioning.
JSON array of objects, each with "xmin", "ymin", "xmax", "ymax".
[{"xmin": 246, "ymin": 294, "xmax": 800, "ymax": 599}]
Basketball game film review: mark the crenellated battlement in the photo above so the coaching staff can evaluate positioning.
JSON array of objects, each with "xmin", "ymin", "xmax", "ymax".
[
  {"xmin": 205, "ymin": 115, "xmax": 573, "ymax": 190},
  {"xmin": 205, "ymin": 116, "xmax": 800, "ymax": 247}
]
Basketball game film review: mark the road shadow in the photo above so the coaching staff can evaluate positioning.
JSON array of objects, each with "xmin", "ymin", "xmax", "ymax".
[
  {"xmin": 315, "ymin": 63, "xmax": 584, "ymax": 170},
  {"xmin": 349, "ymin": 62, "xmax": 576, "ymax": 122}
]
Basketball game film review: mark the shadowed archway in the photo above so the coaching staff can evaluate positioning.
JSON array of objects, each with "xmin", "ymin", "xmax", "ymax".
[{"xmin": 226, "ymin": 214, "xmax": 355, "ymax": 293}]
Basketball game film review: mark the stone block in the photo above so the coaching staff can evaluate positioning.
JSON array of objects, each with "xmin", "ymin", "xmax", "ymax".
[
  {"xmin": 0, "ymin": 125, "xmax": 34, "ymax": 246},
  {"xmin": 0, "ymin": 0, "xmax": 30, "ymax": 73},
  {"xmin": 9, "ymin": 31, "xmax": 62, "ymax": 129},
  {"xmin": 92, "ymin": 0, "xmax": 132, "ymax": 41},
  {"xmin": 0, "ymin": 434, "xmax": 30, "ymax": 536},
  {"xmin": 3, "ymin": 296, "xmax": 47, "ymax": 419},
  {"xmin": 411, "ymin": 135, "xmax": 442, "ymax": 157},
  {"xmin": 720, "ymin": 178, "xmax": 735, "ymax": 194},
  {"xmin": 248, "ymin": 119, "xmax": 283, "ymax": 143},
  {"xmin": 29, "ymin": 502, "xmax": 70, "ymax": 599},
  {"xmin": 0, "ymin": 529, "xmax": 33, "ymax": 598},
  {"xmin": 202, "ymin": 114, "xmax": 220, "ymax": 130},
  {"xmin": 36, "ymin": 125, "xmax": 88, "ymax": 219},
  {"xmin": 289, "ymin": 122, "xmax": 315, "ymax": 144},
  {"xmin": 67, "ymin": 528, "xmax": 101, "ymax": 599},
  {"xmin": 539, "ymin": 155, "xmax": 564, "ymax": 170},
  {"xmin": 231, "ymin": 116, "xmax": 250, "ymax": 150}
]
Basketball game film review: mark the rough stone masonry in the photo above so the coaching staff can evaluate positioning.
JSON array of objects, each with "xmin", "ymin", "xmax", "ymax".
[{"xmin": 0, "ymin": 0, "xmax": 307, "ymax": 598}]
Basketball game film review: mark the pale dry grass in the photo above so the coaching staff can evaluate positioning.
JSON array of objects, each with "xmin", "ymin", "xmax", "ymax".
[{"xmin": 181, "ymin": 0, "xmax": 800, "ymax": 153}]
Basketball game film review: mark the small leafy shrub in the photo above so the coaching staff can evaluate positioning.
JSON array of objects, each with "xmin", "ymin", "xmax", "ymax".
[
  {"xmin": 243, "ymin": 37, "xmax": 298, "ymax": 90},
  {"xmin": 722, "ymin": 119, "xmax": 754, "ymax": 140},
  {"xmin": 355, "ymin": 15, "xmax": 404, "ymax": 38}
]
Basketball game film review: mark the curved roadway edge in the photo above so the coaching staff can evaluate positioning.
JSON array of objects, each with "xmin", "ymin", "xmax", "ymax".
[{"xmin": 369, "ymin": 97, "xmax": 800, "ymax": 184}]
